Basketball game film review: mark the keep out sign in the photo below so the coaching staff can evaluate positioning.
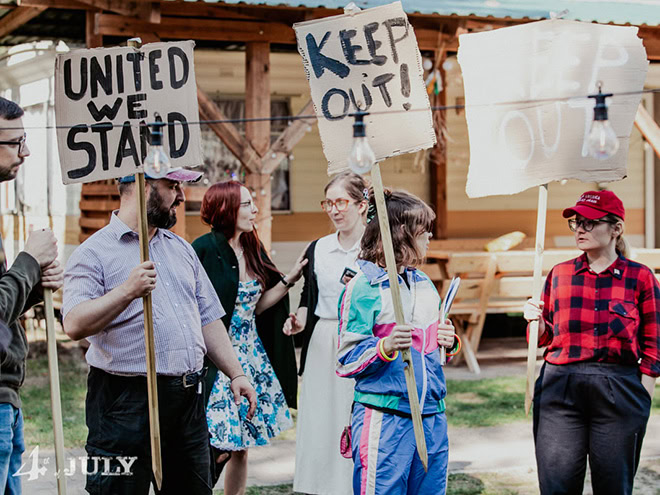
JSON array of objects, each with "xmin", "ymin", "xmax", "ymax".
[
  {"xmin": 55, "ymin": 41, "xmax": 202, "ymax": 184},
  {"xmin": 294, "ymin": 1, "xmax": 435, "ymax": 174}
]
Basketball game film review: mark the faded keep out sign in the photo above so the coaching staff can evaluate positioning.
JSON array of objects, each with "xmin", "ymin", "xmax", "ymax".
[
  {"xmin": 458, "ymin": 20, "xmax": 648, "ymax": 198},
  {"xmin": 55, "ymin": 41, "xmax": 202, "ymax": 184},
  {"xmin": 294, "ymin": 1, "xmax": 435, "ymax": 174}
]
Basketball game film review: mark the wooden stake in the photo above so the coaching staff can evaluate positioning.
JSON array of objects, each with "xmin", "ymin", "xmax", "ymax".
[
  {"xmin": 524, "ymin": 184, "xmax": 548, "ymax": 416},
  {"xmin": 128, "ymin": 37, "xmax": 162, "ymax": 489},
  {"xmin": 371, "ymin": 163, "xmax": 428, "ymax": 471},
  {"xmin": 44, "ymin": 288, "xmax": 67, "ymax": 495},
  {"xmin": 136, "ymin": 173, "xmax": 163, "ymax": 489}
]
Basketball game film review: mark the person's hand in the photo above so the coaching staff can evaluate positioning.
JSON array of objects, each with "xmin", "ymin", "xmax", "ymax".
[
  {"xmin": 41, "ymin": 260, "xmax": 63, "ymax": 291},
  {"xmin": 283, "ymin": 313, "xmax": 305, "ymax": 336},
  {"xmin": 383, "ymin": 324, "xmax": 413, "ymax": 355},
  {"xmin": 437, "ymin": 318, "xmax": 455, "ymax": 348},
  {"xmin": 24, "ymin": 229, "xmax": 58, "ymax": 268},
  {"xmin": 524, "ymin": 299, "xmax": 544, "ymax": 322},
  {"xmin": 120, "ymin": 261, "xmax": 157, "ymax": 299},
  {"xmin": 230, "ymin": 375, "xmax": 257, "ymax": 420},
  {"xmin": 284, "ymin": 250, "xmax": 309, "ymax": 285}
]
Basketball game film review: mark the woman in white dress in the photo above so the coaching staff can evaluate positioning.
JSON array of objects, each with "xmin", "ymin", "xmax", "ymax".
[{"xmin": 283, "ymin": 172, "xmax": 367, "ymax": 495}]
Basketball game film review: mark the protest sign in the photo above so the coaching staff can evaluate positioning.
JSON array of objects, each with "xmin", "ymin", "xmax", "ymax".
[
  {"xmin": 294, "ymin": 1, "xmax": 435, "ymax": 174},
  {"xmin": 55, "ymin": 41, "xmax": 202, "ymax": 184},
  {"xmin": 458, "ymin": 19, "xmax": 648, "ymax": 198}
]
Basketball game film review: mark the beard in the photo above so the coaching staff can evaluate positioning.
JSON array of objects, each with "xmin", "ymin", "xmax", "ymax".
[
  {"xmin": 146, "ymin": 188, "xmax": 180, "ymax": 230},
  {"xmin": 0, "ymin": 158, "xmax": 23, "ymax": 182}
]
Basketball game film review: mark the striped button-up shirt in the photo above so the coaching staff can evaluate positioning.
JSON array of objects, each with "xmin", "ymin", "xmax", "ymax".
[{"xmin": 63, "ymin": 212, "xmax": 225, "ymax": 375}]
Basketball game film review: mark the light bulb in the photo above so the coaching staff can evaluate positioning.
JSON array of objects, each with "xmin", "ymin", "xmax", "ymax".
[
  {"xmin": 144, "ymin": 145, "xmax": 170, "ymax": 178},
  {"xmin": 143, "ymin": 113, "xmax": 170, "ymax": 178},
  {"xmin": 587, "ymin": 120, "xmax": 619, "ymax": 160},
  {"xmin": 348, "ymin": 136, "xmax": 376, "ymax": 174},
  {"xmin": 587, "ymin": 83, "xmax": 619, "ymax": 160}
]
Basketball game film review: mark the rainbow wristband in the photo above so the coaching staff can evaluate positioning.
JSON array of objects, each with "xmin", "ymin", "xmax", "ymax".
[
  {"xmin": 377, "ymin": 338, "xmax": 399, "ymax": 362},
  {"xmin": 446, "ymin": 334, "xmax": 462, "ymax": 357}
]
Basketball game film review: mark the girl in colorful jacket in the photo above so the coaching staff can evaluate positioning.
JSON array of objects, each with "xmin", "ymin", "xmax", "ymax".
[{"xmin": 337, "ymin": 189, "xmax": 457, "ymax": 495}]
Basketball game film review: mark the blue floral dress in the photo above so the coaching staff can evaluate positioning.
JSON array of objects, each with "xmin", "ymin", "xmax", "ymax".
[{"xmin": 206, "ymin": 279, "xmax": 293, "ymax": 450}]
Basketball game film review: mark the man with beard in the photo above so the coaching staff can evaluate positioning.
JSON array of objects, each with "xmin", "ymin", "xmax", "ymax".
[
  {"xmin": 62, "ymin": 169, "xmax": 257, "ymax": 495},
  {"xmin": 0, "ymin": 97, "xmax": 62, "ymax": 494}
]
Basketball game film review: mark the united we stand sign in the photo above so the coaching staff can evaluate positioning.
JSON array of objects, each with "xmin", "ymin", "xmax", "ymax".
[{"xmin": 54, "ymin": 40, "xmax": 203, "ymax": 184}]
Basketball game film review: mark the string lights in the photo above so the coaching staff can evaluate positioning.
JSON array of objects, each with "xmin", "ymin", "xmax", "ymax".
[
  {"xmin": 347, "ymin": 112, "xmax": 376, "ymax": 174},
  {"xmin": 586, "ymin": 83, "xmax": 619, "ymax": 160},
  {"xmin": 143, "ymin": 113, "xmax": 171, "ymax": 178}
]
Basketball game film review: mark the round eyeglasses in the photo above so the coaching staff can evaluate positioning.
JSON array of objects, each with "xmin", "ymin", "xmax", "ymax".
[
  {"xmin": 568, "ymin": 218, "xmax": 615, "ymax": 232},
  {"xmin": 320, "ymin": 198, "xmax": 353, "ymax": 213}
]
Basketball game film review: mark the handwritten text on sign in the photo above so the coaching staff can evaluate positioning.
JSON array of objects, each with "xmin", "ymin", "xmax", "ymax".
[
  {"xmin": 294, "ymin": 2, "xmax": 435, "ymax": 174},
  {"xmin": 457, "ymin": 20, "xmax": 648, "ymax": 198},
  {"xmin": 55, "ymin": 41, "xmax": 202, "ymax": 185}
]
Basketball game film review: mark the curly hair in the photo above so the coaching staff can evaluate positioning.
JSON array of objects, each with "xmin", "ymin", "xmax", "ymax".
[{"xmin": 359, "ymin": 188, "xmax": 435, "ymax": 269}]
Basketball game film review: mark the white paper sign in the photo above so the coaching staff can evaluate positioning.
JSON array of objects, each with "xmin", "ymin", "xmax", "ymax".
[
  {"xmin": 55, "ymin": 41, "xmax": 202, "ymax": 185},
  {"xmin": 294, "ymin": 1, "xmax": 436, "ymax": 174},
  {"xmin": 458, "ymin": 20, "xmax": 648, "ymax": 198}
]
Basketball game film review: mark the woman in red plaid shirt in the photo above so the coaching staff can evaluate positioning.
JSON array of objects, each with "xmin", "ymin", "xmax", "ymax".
[{"xmin": 524, "ymin": 190, "xmax": 658, "ymax": 495}]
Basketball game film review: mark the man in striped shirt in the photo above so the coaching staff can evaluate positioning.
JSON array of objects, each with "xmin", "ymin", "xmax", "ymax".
[{"xmin": 63, "ymin": 169, "xmax": 256, "ymax": 495}]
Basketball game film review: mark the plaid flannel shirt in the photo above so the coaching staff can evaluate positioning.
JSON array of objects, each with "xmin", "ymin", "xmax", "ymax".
[{"xmin": 533, "ymin": 253, "xmax": 660, "ymax": 378}]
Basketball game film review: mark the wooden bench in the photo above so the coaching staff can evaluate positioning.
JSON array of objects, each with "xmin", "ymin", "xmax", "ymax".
[{"xmin": 427, "ymin": 248, "xmax": 660, "ymax": 373}]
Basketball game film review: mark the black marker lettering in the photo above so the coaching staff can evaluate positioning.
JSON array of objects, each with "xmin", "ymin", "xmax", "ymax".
[
  {"xmin": 126, "ymin": 52, "xmax": 144, "ymax": 92},
  {"xmin": 149, "ymin": 50, "xmax": 163, "ymax": 90},
  {"xmin": 115, "ymin": 121, "xmax": 140, "ymax": 168},
  {"xmin": 364, "ymin": 23, "xmax": 387, "ymax": 66},
  {"xmin": 349, "ymin": 84, "xmax": 373, "ymax": 112},
  {"xmin": 167, "ymin": 112, "xmax": 189, "ymax": 158},
  {"xmin": 87, "ymin": 98, "xmax": 123, "ymax": 122},
  {"xmin": 321, "ymin": 88, "xmax": 350, "ymax": 121},
  {"xmin": 372, "ymin": 73, "xmax": 395, "ymax": 107},
  {"xmin": 306, "ymin": 32, "xmax": 350, "ymax": 79},
  {"xmin": 339, "ymin": 29, "xmax": 370, "ymax": 65},
  {"xmin": 168, "ymin": 47, "xmax": 189, "ymax": 89},
  {"xmin": 66, "ymin": 125, "xmax": 96, "ymax": 179},
  {"xmin": 91, "ymin": 123, "xmax": 113, "ymax": 171},
  {"xmin": 90, "ymin": 55, "xmax": 112, "ymax": 98},
  {"xmin": 116, "ymin": 54, "xmax": 124, "ymax": 94},
  {"xmin": 382, "ymin": 17, "xmax": 409, "ymax": 64},
  {"xmin": 127, "ymin": 94, "xmax": 147, "ymax": 119},
  {"xmin": 63, "ymin": 58, "xmax": 87, "ymax": 101}
]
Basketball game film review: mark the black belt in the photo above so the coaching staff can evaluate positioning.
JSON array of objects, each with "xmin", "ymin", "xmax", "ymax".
[{"xmin": 159, "ymin": 367, "xmax": 208, "ymax": 389}]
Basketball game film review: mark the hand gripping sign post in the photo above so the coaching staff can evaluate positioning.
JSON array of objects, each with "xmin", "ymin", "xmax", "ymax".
[
  {"xmin": 294, "ymin": 1, "xmax": 436, "ymax": 469},
  {"xmin": 55, "ymin": 38, "xmax": 202, "ymax": 489},
  {"xmin": 457, "ymin": 19, "xmax": 648, "ymax": 414}
]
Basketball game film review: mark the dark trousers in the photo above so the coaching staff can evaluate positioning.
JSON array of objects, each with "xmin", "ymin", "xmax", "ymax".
[
  {"xmin": 85, "ymin": 367, "xmax": 212, "ymax": 495},
  {"xmin": 533, "ymin": 362, "xmax": 652, "ymax": 495}
]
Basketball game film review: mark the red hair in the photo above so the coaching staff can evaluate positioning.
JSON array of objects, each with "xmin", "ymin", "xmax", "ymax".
[{"xmin": 201, "ymin": 181, "xmax": 280, "ymax": 288}]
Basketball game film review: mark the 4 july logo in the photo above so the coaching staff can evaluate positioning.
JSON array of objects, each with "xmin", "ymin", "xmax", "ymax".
[{"xmin": 14, "ymin": 446, "xmax": 137, "ymax": 480}]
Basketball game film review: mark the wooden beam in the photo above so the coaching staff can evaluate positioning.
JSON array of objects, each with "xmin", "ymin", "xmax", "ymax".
[
  {"xmin": 245, "ymin": 41, "xmax": 272, "ymax": 248},
  {"xmin": 74, "ymin": 0, "xmax": 159, "ymax": 21},
  {"xmin": 0, "ymin": 5, "xmax": 46, "ymax": 37},
  {"xmin": 197, "ymin": 87, "xmax": 260, "ymax": 173},
  {"xmin": 635, "ymin": 103, "xmax": 660, "ymax": 160},
  {"xmin": 246, "ymin": 42, "xmax": 271, "ymax": 157},
  {"xmin": 261, "ymin": 99, "xmax": 316, "ymax": 174},
  {"xmin": 430, "ymin": 48, "xmax": 448, "ymax": 239},
  {"xmin": 86, "ymin": 10, "xmax": 102, "ymax": 47},
  {"xmin": 96, "ymin": 13, "xmax": 295, "ymax": 43}
]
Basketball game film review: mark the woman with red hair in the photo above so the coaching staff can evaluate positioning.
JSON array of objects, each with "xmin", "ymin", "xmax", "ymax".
[{"xmin": 192, "ymin": 180, "xmax": 306, "ymax": 494}]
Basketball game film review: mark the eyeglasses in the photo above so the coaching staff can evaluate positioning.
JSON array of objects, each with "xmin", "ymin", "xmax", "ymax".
[
  {"xmin": 568, "ymin": 218, "xmax": 616, "ymax": 232},
  {"xmin": 320, "ymin": 198, "xmax": 353, "ymax": 212},
  {"xmin": 0, "ymin": 133, "xmax": 27, "ymax": 154}
]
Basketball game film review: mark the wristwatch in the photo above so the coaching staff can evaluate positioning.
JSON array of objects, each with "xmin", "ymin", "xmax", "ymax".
[{"xmin": 280, "ymin": 276, "xmax": 295, "ymax": 288}]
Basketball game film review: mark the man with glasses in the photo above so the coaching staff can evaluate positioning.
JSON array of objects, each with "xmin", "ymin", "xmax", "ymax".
[{"xmin": 0, "ymin": 97, "xmax": 62, "ymax": 494}]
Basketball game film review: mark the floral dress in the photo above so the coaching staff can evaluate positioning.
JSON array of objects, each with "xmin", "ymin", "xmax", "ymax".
[{"xmin": 206, "ymin": 279, "xmax": 293, "ymax": 450}]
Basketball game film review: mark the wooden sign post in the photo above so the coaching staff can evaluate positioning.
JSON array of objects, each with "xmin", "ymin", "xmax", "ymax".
[
  {"xmin": 44, "ymin": 288, "xmax": 67, "ymax": 494},
  {"xmin": 371, "ymin": 162, "xmax": 428, "ymax": 470}
]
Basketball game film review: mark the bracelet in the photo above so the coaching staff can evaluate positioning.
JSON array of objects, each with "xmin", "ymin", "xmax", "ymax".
[
  {"xmin": 377, "ymin": 338, "xmax": 399, "ymax": 362},
  {"xmin": 280, "ymin": 276, "xmax": 295, "ymax": 289},
  {"xmin": 230, "ymin": 374, "xmax": 247, "ymax": 382},
  {"xmin": 446, "ymin": 334, "xmax": 462, "ymax": 357}
]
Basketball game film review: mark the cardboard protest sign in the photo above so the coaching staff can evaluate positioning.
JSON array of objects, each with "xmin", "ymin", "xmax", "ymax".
[
  {"xmin": 294, "ymin": 1, "xmax": 435, "ymax": 174},
  {"xmin": 457, "ymin": 20, "xmax": 648, "ymax": 198},
  {"xmin": 55, "ymin": 41, "xmax": 202, "ymax": 184}
]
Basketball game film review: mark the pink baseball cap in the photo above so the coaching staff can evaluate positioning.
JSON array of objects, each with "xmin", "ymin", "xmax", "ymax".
[
  {"xmin": 118, "ymin": 167, "xmax": 203, "ymax": 183},
  {"xmin": 562, "ymin": 190, "xmax": 625, "ymax": 220}
]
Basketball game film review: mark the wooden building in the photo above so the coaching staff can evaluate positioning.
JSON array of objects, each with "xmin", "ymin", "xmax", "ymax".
[{"xmin": 1, "ymin": 0, "xmax": 659, "ymax": 256}]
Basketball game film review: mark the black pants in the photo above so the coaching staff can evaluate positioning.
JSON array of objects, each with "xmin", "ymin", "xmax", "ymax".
[
  {"xmin": 84, "ymin": 367, "xmax": 212, "ymax": 495},
  {"xmin": 533, "ymin": 362, "xmax": 652, "ymax": 495}
]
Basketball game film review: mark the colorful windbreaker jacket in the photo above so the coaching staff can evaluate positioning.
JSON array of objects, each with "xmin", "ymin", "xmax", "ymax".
[{"xmin": 336, "ymin": 260, "xmax": 447, "ymax": 415}]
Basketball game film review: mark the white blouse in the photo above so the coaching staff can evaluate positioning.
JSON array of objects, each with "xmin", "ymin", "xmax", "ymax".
[{"xmin": 313, "ymin": 232, "xmax": 361, "ymax": 320}]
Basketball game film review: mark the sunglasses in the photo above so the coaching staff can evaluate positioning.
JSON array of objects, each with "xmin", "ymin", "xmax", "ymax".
[
  {"xmin": 0, "ymin": 133, "xmax": 27, "ymax": 154},
  {"xmin": 320, "ymin": 198, "xmax": 355, "ymax": 213},
  {"xmin": 568, "ymin": 218, "xmax": 616, "ymax": 232}
]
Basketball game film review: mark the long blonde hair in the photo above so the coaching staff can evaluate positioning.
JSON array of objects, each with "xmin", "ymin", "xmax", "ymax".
[{"xmin": 604, "ymin": 214, "xmax": 630, "ymax": 258}]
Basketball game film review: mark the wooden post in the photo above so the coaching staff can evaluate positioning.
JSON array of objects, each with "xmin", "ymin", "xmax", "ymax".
[
  {"xmin": 371, "ymin": 163, "xmax": 428, "ymax": 471},
  {"xmin": 128, "ymin": 38, "xmax": 163, "ymax": 489},
  {"xmin": 44, "ymin": 289, "xmax": 67, "ymax": 495},
  {"xmin": 245, "ymin": 41, "xmax": 272, "ymax": 250},
  {"xmin": 525, "ymin": 184, "xmax": 548, "ymax": 416},
  {"xmin": 430, "ymin": 50, "xmax": 448, "ymax": 239},
  {"xmin": 85, "ymin": 10, "xmax": 102, "ymax": 48}
]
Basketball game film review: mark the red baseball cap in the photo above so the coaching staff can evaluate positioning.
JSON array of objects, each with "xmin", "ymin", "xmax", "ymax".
[{"xmin": 562, "ymin": 190, "xmax": 625, "ymax": 221}]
